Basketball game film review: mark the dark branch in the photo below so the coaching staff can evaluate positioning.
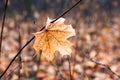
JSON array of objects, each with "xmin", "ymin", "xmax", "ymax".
[
  {"xmin": 0, "ymin": 36, "xmax": 35, "ymax": 78},
  {"xmin": 17, "ymin": 25, "xmax": 22, "ymax": 80},
  {"xmin": 0, "ymin": 0, "xmax": 82, "ymax": 78},
  {"xmin": 0, "ymin": 0, "xmax": 9, "ymax": 59},
  {"xmin": 51, "ymin": 0, "xmax": 82, "ymax": 23},
  {"xmin": 3, "ymin": 64, "xmax": 21, "ymax": 80},
  {"xmin": 66, "ymin": 55, "xmax": 73, "ymax": 80},
  {"xmin": 83, "ymin": 52, "xmax": 120, "ymax": 79}
]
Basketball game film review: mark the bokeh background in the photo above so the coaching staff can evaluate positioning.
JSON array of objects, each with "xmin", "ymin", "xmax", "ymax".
[{"xmin": 0, "ymin": 0, "xmax": 120, "ymax": 80}]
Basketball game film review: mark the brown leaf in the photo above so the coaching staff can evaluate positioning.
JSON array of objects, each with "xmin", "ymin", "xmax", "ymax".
[{"xmin": 33, "ymin": 17, "xmax": 75, "ymax": 61}]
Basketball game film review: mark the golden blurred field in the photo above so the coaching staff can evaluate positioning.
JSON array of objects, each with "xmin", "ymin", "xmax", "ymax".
[{"xmin": 0, "ymin": 0, "xmax": 120, "ymax": 80}]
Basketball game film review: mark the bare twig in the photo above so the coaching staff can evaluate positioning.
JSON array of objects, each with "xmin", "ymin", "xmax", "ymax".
[
  {"xmin": 66, "ymin": 55, "xmax": 73, "ymax": 80},
  {"xmin": 72, "ymin": 20, "xmax": 80, "ymax": 75},
  {"xmin": 82, "ymin": 52, "xmax": 120, "ymax": 79},
  {"xmin": 17, "ymin": 25, "xmax": 22, "ymax": 80},
  {"xmin": 0, "ymin": 0, "xmax": 9, "ymax": 61},
  {"xmin": 0, "ymin": 0, "xmax": 82, "ymax": 78},
  {"xmin": 1, "ymin": 64, "xmax": 21, "ymax": 80},
  {"xmin": 50, "ymin": 0, "xmax": 82, "ymax": 23},
  {"xmin": 36, "ymin": 50, "xmax": 42, "ymax": 75},
  {"xmin": 0, "ymin": 35, "xmax": 36, "ymax": 78}
]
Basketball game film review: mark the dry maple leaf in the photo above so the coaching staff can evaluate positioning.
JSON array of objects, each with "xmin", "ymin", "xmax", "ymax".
[{"xmin": 33, "ymin": 17, "xmax": 75, "ymax": 61}]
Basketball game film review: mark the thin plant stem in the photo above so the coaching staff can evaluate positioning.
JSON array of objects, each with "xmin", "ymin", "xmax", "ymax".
[
  {"xmin": 2, "ymin": 64, "xmax": 21, "ymax": 80},
  {"xmin": 66, "ymin": 55, "xmax": 72, "ymax": 80},
  {"xmin": 36, "ymin": 50, "xmax": 42, "ymax": 78},
  {"xmin": 0, "ymin": 0, "xmax": 82, "ymax": 78},
  {"xmin": 17, "ymin": 25, "xmax": 22, "ymax": 80},
  {"xmin": 83, "ymin": 52, "xmax": 120, "ymax": 79},
  {"xmin": 0, "ymin": 35, "xmax": 35, "ymax": 78},
  {"xmin": 72, "ymin": 20, "xmax": 80, "ymax": 76},
  {"xmin": 50, "ymin": 0, "xmax": 82, "ymax": 23},
  {"xmin": 0, "ymin": 0, "xmax": 9, "ymax": 62},
  {"xmin": 54, "ymin": 64, "xmax": 60, "ymax": 79},
  {"xmin": 32, "ymin": 51, "xmax": 42, "ymax": 79}
]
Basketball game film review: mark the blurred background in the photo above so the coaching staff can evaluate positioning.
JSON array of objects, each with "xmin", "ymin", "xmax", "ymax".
[{"xmin": 0, "ymin": 0, "xmax": 120, "ymax": 80}]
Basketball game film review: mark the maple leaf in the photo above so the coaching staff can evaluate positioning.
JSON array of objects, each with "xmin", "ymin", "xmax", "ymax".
[{"xmin": 33, "ymin": 17, "xmax": 75, "ymax": 61}]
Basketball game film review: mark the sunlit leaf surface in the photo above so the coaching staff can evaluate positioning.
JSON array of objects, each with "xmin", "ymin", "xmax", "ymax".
[{"xmin": 33, "ymin": 17, "xmax": 75, "ymax": 61}]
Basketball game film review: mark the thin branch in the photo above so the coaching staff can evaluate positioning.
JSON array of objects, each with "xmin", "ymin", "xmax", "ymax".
[
  {"xmin": 36, "ymin": 50, "xmax": 42, "ymax": 78},
  {"xmin": 0, "ymin": 0, "xmax": 82, "ymax": 78},
  {"xmin": 17, "ymin": 25, "xmax": 22, "ymax": 80},
  {"xmin": 0, "ymin": 0, "xmax": 9, "ymax": 61},
  {"xmin": 72, "ymin": 20, "xmax": 80, "ymax": 75},
  {"xmin": 82, "ymin": 52, "xmax": 120, "ymax": 79},
  {"xmin": 2, "ymin": 64, "xmax": 21, "ymax": 80},
  {"xmin": 0, "ymin": 35, "xmax": 35, "ymax": 78},
  {"xmin": 50, "ymin": 0, "xmax": 82, "ymax": 23},
  {"xmin": 66, "ymin": 55, "xmax": 73, "ymax": 80}
]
